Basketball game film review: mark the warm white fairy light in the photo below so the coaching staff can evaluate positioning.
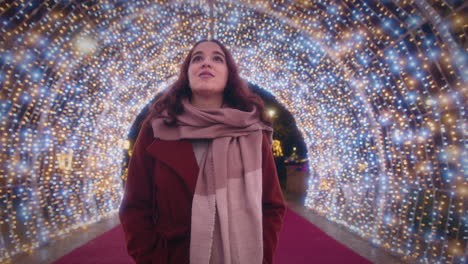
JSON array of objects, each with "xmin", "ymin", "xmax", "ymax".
[{"xmin": 0, "ymin": 0, "xmax": 466, "ymax": 263}]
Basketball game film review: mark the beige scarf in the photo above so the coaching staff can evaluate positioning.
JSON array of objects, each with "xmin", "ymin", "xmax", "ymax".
[{"xmin": 151, "ymin": 99, "xmax": 272, "ymax": 263}]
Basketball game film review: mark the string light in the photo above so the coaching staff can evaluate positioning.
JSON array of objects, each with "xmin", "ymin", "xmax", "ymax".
[{"xmin": 0, "ymin": 0, "xmax": 466, "ymax": 264}]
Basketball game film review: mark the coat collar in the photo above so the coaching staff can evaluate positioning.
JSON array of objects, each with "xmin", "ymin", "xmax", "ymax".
[{"xmin": 145, "ymin": 139, "xmax": 199, "ymax": 195}]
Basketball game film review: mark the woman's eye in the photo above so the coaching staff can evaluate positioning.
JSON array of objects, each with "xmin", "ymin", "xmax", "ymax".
[
  {"xmin": 192, "ymin": 56, "xmax": 202, "ymax": 62},
  {"xmin": 213, "ymin": 56, "xmax": 224, "ymax": 62}
]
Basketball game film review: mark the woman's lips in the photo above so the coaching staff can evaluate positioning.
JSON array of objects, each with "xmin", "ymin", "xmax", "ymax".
[{"xmin": 199, "ymin": 73, "xmax": 214, "ymax": 78}]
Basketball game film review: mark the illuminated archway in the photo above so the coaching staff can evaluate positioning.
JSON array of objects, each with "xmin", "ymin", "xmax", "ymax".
[{"xmin": 0, "ymin": 1, "xmax": 466, "ymax": 263}]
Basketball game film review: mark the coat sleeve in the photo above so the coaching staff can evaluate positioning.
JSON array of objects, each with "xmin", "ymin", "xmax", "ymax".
[
  {"xmin": 119, "ymin": 121, "xmax": 156, "ymax": 264},
  {"xmin": 261, "ymin": 132, "xmax": 286, "ymax": 264}
]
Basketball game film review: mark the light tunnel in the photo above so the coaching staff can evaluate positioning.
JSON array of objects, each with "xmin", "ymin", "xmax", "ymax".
[{"xmin": 0, "ymin": 0, "xmax": 466, "ymax": 263}]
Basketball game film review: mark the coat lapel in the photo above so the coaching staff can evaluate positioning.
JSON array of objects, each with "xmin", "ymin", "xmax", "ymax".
[{"xmin": 145, "ymin": 139, "xmax": 199, "ymax": 194}]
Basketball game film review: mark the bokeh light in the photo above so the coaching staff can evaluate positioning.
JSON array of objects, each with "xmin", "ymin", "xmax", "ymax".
[{"xmin": 0, "ymin": 0, "xmax": 466, "ymax": 263}]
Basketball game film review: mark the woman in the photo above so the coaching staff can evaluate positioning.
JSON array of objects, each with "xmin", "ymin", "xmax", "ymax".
[{"xmin": 119, "ymin": 39, "xmax": 286, "ymax": 264}]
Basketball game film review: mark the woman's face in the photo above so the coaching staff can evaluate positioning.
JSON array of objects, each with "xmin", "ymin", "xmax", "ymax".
[{"xmin": 187, "ymin": 41, "xmax": 228, "ymax": 97}]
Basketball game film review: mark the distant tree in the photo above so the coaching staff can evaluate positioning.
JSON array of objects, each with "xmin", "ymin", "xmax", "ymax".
[{"xmin": 249, "ymin": 83, "xmax": 307, "ymax": 158}]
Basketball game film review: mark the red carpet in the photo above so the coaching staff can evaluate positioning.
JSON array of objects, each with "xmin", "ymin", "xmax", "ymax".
[
  {"xmin": 275, "ymin": 209, "xmax": 372, "ymax": 264},
  {"xmin": 52, "ymin": 222, "xmax": 134, "ymax": 264},
  {"xmin": 53, "ymin": 208, "xmax": 371, "ymax": 264}
]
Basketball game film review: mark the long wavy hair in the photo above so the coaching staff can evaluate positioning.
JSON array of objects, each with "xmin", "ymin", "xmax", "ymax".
[{"xmin": 142, "ymin": 39, "xmax": 271, "ymax": 127}]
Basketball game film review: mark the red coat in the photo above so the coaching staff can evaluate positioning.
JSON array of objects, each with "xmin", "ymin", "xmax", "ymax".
[{"xmin": 119, "ymin": 121, "xmax": 286, "ymax": 264}]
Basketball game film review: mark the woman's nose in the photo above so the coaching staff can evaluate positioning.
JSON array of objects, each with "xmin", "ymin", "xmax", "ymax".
[{"xmin": 201, "ymin": 59, "xmax": 212, "ymax": 68}]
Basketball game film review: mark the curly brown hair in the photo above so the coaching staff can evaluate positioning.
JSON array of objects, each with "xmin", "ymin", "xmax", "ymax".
[{"xmin": 142, "ymin": 39, "xmax": 271, "ymax": 127}]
